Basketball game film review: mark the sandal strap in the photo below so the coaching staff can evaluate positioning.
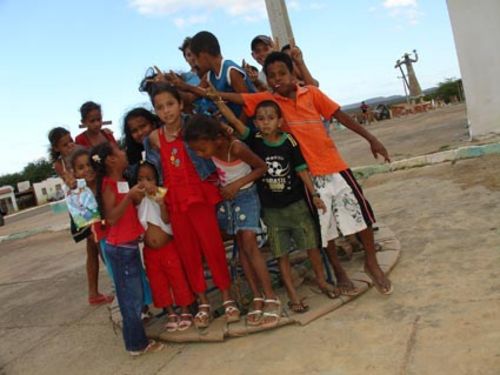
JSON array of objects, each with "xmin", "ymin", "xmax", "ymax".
[
  {"xmin": 247, "ymin": 309, "xmax": 263, "ymax": 315},
  {"xmin": 262, "ymin": 312, "xmax": 280, "ymax": 318},
  {"xmin": 252, "ymin": 297, "xmax": 265, "ymax": 302},
  {"xmin": 225, "ymin": 305, "xmax": 240, "ymax": 313},
  {"xmin": 198, "ymin": 304, "xmax": 211, "ymax": 309},
  {"xmin": 222, "ymin": 299, "xmax": 236, "ymax": 306},
  {"xmin": 180, "ymin": 313, "xmax": 193, "ymax": 318},
  {"xmin": 264, "ymin": 298, "xmax": 281, "ymax": 305},
  {"xmin": 195, "ymin": 310, "xmax": 210, "ymax": 318}
]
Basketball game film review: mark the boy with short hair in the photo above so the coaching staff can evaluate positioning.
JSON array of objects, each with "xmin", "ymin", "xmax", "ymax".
[
  {"xmin": 189, "ymin": 30, "xmax": 256, "ymax": 120},
  {"xmin": 208, "ymin": 52, "xmax": 393, "ymax": 295},
  {"xmin": 210, "ymin": 97, "xmax": 342, "ymax": 311}
]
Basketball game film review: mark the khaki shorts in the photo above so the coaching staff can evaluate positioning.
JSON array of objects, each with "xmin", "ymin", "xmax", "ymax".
[{"xmin": 262, "ymin": 199, "xmax": 320, "ymax": 258}]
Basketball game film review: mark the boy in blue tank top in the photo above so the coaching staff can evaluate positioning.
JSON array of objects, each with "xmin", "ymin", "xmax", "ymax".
[{"xmin": 189, "ymin": 31, "xmax": 256, "ymax": 123}]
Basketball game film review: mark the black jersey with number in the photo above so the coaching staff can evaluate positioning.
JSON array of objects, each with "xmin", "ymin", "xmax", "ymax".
[{"xmin": 243, "ymin": 130, "xmax": 308, "ymax": 208}]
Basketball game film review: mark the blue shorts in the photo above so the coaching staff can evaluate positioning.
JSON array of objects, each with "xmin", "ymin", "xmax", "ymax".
[{"xmin": 217, "ymin": 184, "xmax": 261, "ymax": 235}]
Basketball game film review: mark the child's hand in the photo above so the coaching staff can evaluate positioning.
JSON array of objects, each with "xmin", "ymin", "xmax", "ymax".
[
  {"xmin": 220, "ymin": 182, "xmax": 240, "ymax": 201},
  {"xmin": 127, "ymin": 184, "xmax": 146, "ymax": 203},
  {"xmin": 142, "ymin": 181, "xmax": 157, "ymax": 196},
  {"xmin": 370, "ymin": 139, "xmax": 391, "ymax": 163},
  {"xmin": 313, "ymin": 196, "xmax": 327, "ymax": 214},
  {"xmin": 221, "ymin": 123, "xmax": 235, "ymax": 135},
  {"xmin": 289, "ymin": 38, "xmax": 304, "ymax": 65},
  {"xmin": 165, "ymin": 70, "xmax": 185, "ymax": 88},
  {"xmin": 63, "ymin": 172, "xmax": 76, "ymax": 190},
  {"xmin": 242, "ymin": 59, "xmax": 259, "ymax": 83}
]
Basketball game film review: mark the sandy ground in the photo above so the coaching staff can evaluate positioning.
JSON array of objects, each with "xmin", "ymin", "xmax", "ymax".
[{"xmin": 1, "ymin": 104, "xmax": 500, "ymax": 375}]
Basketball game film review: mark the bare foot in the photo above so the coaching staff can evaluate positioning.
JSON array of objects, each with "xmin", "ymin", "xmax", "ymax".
[{"xmin": 364, "ymin": 262, "xmax": 393, "ymax": 295}]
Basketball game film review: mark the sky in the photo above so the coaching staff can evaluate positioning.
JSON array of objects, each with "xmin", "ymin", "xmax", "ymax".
[{"xmin": 0, "ymin": 0, "xmax": 461, "ymax": 176}]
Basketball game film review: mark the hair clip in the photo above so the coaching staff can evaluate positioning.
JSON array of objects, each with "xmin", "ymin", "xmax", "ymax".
[{"xmin": 92, "ymin": 154, "xmax": 101, "ymax": 163}]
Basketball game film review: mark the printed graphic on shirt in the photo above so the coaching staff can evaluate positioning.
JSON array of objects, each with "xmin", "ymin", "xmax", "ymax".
[{"xmin": 263, "ymin": 156, "xmax": 291, "ymax": 193}]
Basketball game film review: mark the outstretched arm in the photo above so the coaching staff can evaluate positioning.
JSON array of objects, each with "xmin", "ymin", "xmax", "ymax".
[
  {"xmin": 208, "ymin": 83, "xmax": 248, "ymax": 136},
  {"xmin": 333, "ymin": 109, "xmax": 391, "ymax": 162},
  {"xmin": 289, "ymin": 39, "xmax": 319, "ymax": 87}
]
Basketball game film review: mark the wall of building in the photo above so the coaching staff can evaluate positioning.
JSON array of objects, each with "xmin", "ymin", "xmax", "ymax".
[
  {"xmin": 33, "ymin": 177, "xmax": 64, "ymax": 205},
  {"xmin": 447, "ymin": 0, "xmax": 500, "ymax": 137}
]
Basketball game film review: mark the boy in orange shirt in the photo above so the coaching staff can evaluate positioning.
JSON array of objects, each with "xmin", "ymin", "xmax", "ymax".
[{"xmin": 207, "ymin": 51, "xmax": 393, "ymax": 295}]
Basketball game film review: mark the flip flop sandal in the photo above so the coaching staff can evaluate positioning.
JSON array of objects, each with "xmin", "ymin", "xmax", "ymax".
[
  {"xmin": 364, "ymin": 264, "xmax": 393, "ymax": 295},
  {"xmin": 177, "ymin": 313, "xmax": 193, "ymax": 331},
  {"xmin": 260, "ymin": 298, "xmax": 282, "ymax": 329},
  {"xmin": 337, "ymin": 284, "xmax": 362, "ymax": 297},
  {"xmin": 318, "ymin": 284, "xmax": 341, "ymax": 299},
  {"xmin": 165, "ymin": 313, "xmax": 180, "ymax": 332},
  {"xmin": 222, "ymin": 300, "xmax": 241, "ymax": 323},
  {"xmin": 194, "ymin": 304, "xmax": 212, "ymax": 329},
  {"xmin": 129, "ymin": 339, "xmax": 165, "ymax": 357},
  {"xmin": 287, "ymin": 300, "xmax": 309, "ymax": 314},
  {"xmin": 246, "ymin": 297, "xmax": 264, "ymax": 326}
]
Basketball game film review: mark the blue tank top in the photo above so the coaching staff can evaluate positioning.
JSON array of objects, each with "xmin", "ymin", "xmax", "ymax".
[{"xmin": 208, "ymin": 59, "xmax": 256, "ymax": 119}]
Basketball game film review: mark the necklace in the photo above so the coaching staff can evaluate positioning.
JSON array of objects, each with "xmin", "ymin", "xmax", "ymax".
[{"xmin": 164, "ymin": 125, "xmax": 181, "ymax": 137}]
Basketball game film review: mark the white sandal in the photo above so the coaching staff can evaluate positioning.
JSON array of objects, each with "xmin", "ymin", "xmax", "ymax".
[
  {"xmin": 165, "ymin": 313, "xmax": 179, "ymax": 332},
  {"xmin": 223, "ymin": 300, "xmax": 241, "ymax": 323},
  {"xmin": 260, "ymin": 298, "xmax": 282, "ymax": 329},
  {"xmin": 178, "ymin": 313, "xmax": 193, "ymax": 331},
  {"xmin": 194, "ymin": 304, "xmax": 211, "ymax": 329},
  {"xmin": 246, "ymin": 297, "xmax": 264, "ymax": 326}
]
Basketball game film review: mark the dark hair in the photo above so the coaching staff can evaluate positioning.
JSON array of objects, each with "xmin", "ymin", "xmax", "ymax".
[
  {"xmin": 179, "ymin": 37, "xmax": 192, "ymax": 57},
  {"xmin": 263, "ymin": 52, "xmax": 294, "ymax": 76},
  {"xmin": 251, "ymin": 35, "xmax": 273, "ymax": 51},
  {"xmin": 280, "ymin": 44, "xmax": 291, "ymax": 52},
  {"xmin": 255, "ymin": 100, "xmax": 282, "ymax": 118},
  {"xmin": 69, "ymin": 148, "xmax": 90, "ymax": 170},
  {"xmin": 249, "ymin": 65, "xmax": 259, "ymax": 73},
  {"xmin": 183, "ymin": 114, "xmax": 228, "ymax": 143},
  {"xmin": 80, "ymin": 101, "xmax": 101, "ymax": 121},
  {"xmin": 136, "ymin": 161, "xmax": 160, "ymax": 186},
  {"xmin": 89, "ymin": 143, "xmax": 115, "ymax": 218},
  {"xmin": 48, "ymin": 127, "xmax": 71, "ymax": 162},
  {"xmin": 123, "ymin": 108, "xmax": 160, "ymax": 166},
  {"xmin": 149, "ymin": 83, "xmax": 182, "ymax": 106},
  {"xmin": 190, "ymin": 31, "xmax": 221, "ymax": 57}
]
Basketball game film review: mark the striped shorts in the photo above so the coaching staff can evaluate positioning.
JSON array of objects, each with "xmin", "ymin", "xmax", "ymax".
[{"xmin": 313, "ymin": 169, "xmax": 375, "ymax": 247}]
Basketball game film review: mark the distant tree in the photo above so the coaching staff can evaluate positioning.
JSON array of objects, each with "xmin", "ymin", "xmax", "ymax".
[
  {"xmin": 435, "ymin": 78, "xmax": 463, "ymax": 103},
  {"xmin": 0, "ymin": 158, "xmax": 54, "ymax": 190}
]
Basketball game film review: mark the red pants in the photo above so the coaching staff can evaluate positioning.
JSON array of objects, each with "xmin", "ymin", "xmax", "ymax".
[
  {"xmin": 170, "ymin": 203, "xmax": 231, "ymax": 294},
  {"xmin": 143, "ymin": 241, "xmax": 194, "ymax": 308}
]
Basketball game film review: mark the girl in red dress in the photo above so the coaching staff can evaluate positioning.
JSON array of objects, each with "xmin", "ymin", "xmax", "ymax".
[{"xmin": 148, "ymin": 84, "xmax": 240, "ymax": 328}]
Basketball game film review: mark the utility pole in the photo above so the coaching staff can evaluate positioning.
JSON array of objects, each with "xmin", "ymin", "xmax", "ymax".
[{"xmin": 264, "ymin": 0, "xmax": 294, "ymax": 48}]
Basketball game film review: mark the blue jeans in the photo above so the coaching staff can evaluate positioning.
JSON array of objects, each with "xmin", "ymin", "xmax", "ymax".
[
  {"xmin": 105, "ymin": 242, "xmax": 149, "ymax": 352},
  {"xmin": 100, "ymin": 239, "xmax": 153, "ymax": 305}
]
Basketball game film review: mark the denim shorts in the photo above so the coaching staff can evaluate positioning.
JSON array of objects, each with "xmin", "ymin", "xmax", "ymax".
[{"xmin": 217, "ymin": 184, "xmax": 261, "ymax": 235}]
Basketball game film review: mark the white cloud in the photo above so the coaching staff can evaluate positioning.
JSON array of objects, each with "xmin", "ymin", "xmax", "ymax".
[
  {"xmin": 381, "ymin": 0, "xmax": 422, "ymax": 25},
  {"xmin": 383, "ymin": 0, "xmax": 417, "ymax": 8},
  {"xmin": 173, "ymin": 15, "xmax": 208, "ymax": 28},
  {"xmin": 129, "ymin": 0, "xmax": 267, "ymax": 22},
  {"xmin": 128, "ymin": 0, "xmax": 321, "ymax": 25}
]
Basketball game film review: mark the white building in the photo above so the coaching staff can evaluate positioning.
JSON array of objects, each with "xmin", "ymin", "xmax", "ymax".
[
  {"xmin": 0, "ymin": 186, "xmax": 18, "ymax": 213},
  {"xmin": 33, "ymin": 177, "xmax": 64, "ymax": 205},
  {"xmin": 447, "ymin": 0, "xmax": 500, "ymax": 137}
]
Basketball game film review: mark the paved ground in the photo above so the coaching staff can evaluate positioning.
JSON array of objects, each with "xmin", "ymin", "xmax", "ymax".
[{"xmin": 1, "ymin": 104, "xmax": 499, "ymax": 374}]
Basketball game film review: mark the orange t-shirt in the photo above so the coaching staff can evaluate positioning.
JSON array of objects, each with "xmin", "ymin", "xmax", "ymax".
[{"xmin": 241, "ymin": 85, "xmax": 348, "ymax": 176}]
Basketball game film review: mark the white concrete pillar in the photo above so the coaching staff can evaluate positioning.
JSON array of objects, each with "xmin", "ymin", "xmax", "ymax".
[
  {"xmin": 265, "ymin": 0, "xmax": 294, "ymax": 48},
  {"xmin": 447, "ymin": 0, "xmax": 500, "ymax": 137}
]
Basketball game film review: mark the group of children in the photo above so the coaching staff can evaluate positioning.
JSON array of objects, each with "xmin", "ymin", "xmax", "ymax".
[{"xmin": 47, "ymin": 30, "xmax": 392, "ymax": 356}]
